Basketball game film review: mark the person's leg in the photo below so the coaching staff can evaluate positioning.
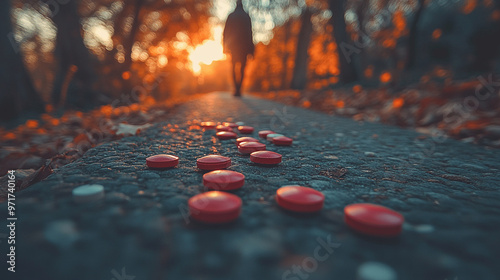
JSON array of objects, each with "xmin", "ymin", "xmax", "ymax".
[
  {"xmin": 232, "ymin": 60, "xmax": 238, "ymax": 95},
  {"xmin": 238, "ymin": 57, "xmax": 247, "ymax": 95},
  {"xmin": 234, "ymin": 61, "xmax": 242, "ymax": 96}
]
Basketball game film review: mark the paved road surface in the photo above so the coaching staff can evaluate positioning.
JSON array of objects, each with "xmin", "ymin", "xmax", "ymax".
[{"xmin": 2, "ymin": 92, "xmax": 500, "ymax": 280}]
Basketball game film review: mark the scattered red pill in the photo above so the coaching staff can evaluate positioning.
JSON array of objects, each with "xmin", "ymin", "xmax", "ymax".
[
  {"xmin": 236, "ymin": 137, "xmax": 259, "ymax": 146},
  {"xmin": 258, "ymin": 130, "xmax": 275, "ymax": 139},
  {"xmin": 197, "ymin": 155, "xmax": 231, "ymax": 170},
  {"xmin": 266, "ymin": 133, "xmax": 284, "ymax": 141},
  {"xmin": 344, "ymin": 203, "xmax": 404, "ymax": 237},
  {"xmin": 188, "ymin": 191, "xmax": 242, "ymax": 224},
  {"xmin": 146, "ymin": 154, "xmax": 179, "ymax": 169},
  {"xmin": 216, "ymin": 125, "xmax": 233, "ymax": 132},
  {"xmin": 203, "ymin": 170, "xmax": 245, "ymax": 190},
  {"xmin": 238, "ymin": 126, "xmax": 254, "ymax": 134},
  {"xmin": 276, "ymin": 186, "xmax": 325, "ymax": 212},
  {"xmin": 201, "ymin": 121, "xmax": 217, "ymax": 129},
  {"xmin": 238, "ymin": 142, "xmax": 266, "ymax": 154},
  {"xmin": 216, "ymin": 131, "xmax": 237, "ymax": 140},
  {"xmin": 250, "ymin": 151, "xmax": 282, "ymax": 165},
  {"xmin": 273, "ymin": 136, "xmax": 293, "ymax": 146},
  {"xmin": 223, "ymin": 122, "xmax": 238, "ymax": 128}
]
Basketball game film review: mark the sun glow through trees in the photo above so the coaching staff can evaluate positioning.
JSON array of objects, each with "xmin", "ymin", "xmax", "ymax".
[{"xmin": 188, "ymin": 26, "xmax": 226, "ymax": 75}]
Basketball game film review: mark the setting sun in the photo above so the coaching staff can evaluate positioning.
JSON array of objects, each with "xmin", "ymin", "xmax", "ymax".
[{"xmin": 188, "ymin": 26, "xmax": 226, "ymax": 75}]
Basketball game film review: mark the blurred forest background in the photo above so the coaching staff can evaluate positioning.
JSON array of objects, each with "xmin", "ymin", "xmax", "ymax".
[
  {"xmin": 1, "ymin": 0, "xmax": 500, "ymax": 180},
  {"xmin": 2, "ymin": 0, "xmax": 500, "ymax": 118}
]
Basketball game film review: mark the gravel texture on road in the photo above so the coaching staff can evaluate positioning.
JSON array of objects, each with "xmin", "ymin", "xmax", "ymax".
[{"xmin": 2, "ymin": 92, "xmax": 500, "ymax": 280}]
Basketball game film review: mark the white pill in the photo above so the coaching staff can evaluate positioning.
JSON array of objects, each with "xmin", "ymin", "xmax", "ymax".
[
  {"xmin": 72, "ymin": 184, "xmax": 105, "ymax": 203},
  {"xmin": 357, "ymin": 262, "xmax": 397, "ymax": 280},
  {"xmin": 266, "ymin": 133, "xmax": 284, "ymax": 141},
  {"xmin": 235, "ymin": 121, "xmax": 245, "ymax": 126}
]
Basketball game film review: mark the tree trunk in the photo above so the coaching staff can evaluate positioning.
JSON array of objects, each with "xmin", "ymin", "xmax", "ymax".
[
  {"xmin": 123, "ymin": 0, "xmax": 144, "ymax": 71},
  {"xmin": 0, "ymin": 0, "xmax": 45, "ymax": 121},
  {"xmin": 355, "ymin": 0, "xmax": 368, "ymax": 71},
  {"xmin": 328, "ymin": 0, "xmax": 358, "ymax": 84},
  {"xmin": 405, "ymin": 0, "xmax": 425, "ymax": 70},
  {"xmin": 281, "ymin": 20, "xmax": 292, "ymax": 89},
  {"xmin": 51, "ymin": 0, "xmax": 95, "ymax": 108},
  {"xmin": 291, "ymin": 9, "xmax": 313, "ymax": 90}
]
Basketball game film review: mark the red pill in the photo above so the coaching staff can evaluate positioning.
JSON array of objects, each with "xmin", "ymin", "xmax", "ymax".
[
  {"xmin": 276, "ymin": 186, "xmax": 325, "ymax": 212},
  {"xmin": 273, "ymin": 136, "xmax": 293, "ymax": 146},
  {"xmin": 223, "ymin": 122, "xmax": 238, "ymax": 128},
  {"xmin": 258, "ymin": 130, "xmax": 275, "ymax": 139},
  {"xmin": 250, "ymin": 151, "xmax": 282, "ymax": 165},
  {"xmin": 236, "ymin": 137, "xmax": 259, "ymax": 146},
  {"xmin": 238, "ymin": 126, "xmax": 254, "ymax": 134},
  {"xmin": 266, "ymin": 133, "xmax": 284, "ymax": 141},
  {"xmin": 216, "ymin": 125, "xmax": 233, "ymax": 132},
  {"xmin": 146, "ymin": 154, "xmax": 179, "ymax": 169},
  {"xmin": 344, "ymin": 203, "xmax": 404, "ymax": 237},
  {"xmin": 203, "ymin": 170, "xmax": 245, "ymax": 190},
  {"xmin": 238, "ymin": 142, "xmax": 266, "ymax": 154},
  {"xmin": 197, "ymin": 155, "xmax": 231, "ymax": 170},
  {"xmin": 188, "ymin": 191, "xmax": 242, "ymax": 224},
  {"xmin": 201, "ymin": 121, "xmax": 217, "ymax": 129},
  {"xmin": 216, "ymin": 131, "xmax": 237, "ymax": 140}
]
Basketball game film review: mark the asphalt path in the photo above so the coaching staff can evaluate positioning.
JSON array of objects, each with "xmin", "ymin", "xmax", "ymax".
[{"xmin": 2, "ymin": 92, "xmax": 499, "ymax": 280}]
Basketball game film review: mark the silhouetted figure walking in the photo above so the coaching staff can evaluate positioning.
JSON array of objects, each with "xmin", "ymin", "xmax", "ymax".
[{"xmin": 223, "ymin": 0, "xmax": 254, "ymax": 97}]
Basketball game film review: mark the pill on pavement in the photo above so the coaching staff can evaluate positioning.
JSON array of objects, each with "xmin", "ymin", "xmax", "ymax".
[
  {"xmin": 258, "ymin": 130, "xmax": 275, "ymax": 139},
  {"xmin": 203, "ymin": 170, "xmax": 245, "ymax": 190},
  {"xmin": 216, "ymin": 125, "xmax": 233, "ymax": 132},
  {"xmin": 216, "ymin": 131, "xmax": 237, "ymax": 140},
  {"xmin": 266, "ymin": 133, "xmax": 284, "ymax": 141},
  {"xmin": 188, "ymin": 191, "xmax": 242, "ymax": 224},
  {"xmin": 223, "ymin": 122, "xmax": 238, "ymax": 128},
  {"xmin": 197, "ymin": 155, "xmax": 231, "ymax": 170},
  {"xmin": 73, "ymin": 184, "xmax": 105, "ymax": 203},
  {"xmin": 236, "ymin": 137, "xmax": 259, "ymax": 146},
  {"xmin": 250, "ymin": 151, "xmax": 282, "ymax": 165},
  {"xmin": 276, "ymin": 186, "xmax": 324, "ymax": 212},
  {"xmin": 238, "ymin": 141, "xmax": 266, "ymax": 154},
  {"xmin": 344, "ymin": 203, "xmax": 404, "ymax": 237},
  {"xmin": 238, "ymin": 126, "xmax": 254, "ymax": 134},
  {"xmin": 146, "ymin": 154, "xmax": 179, "ymax": 169},
  {"xmin": 201, "ymin": 121, "xmax": 217, "ymax": 129},
  {"xmin": 273, "ymin": 136, "xmax": 293, "ymax": 146}
]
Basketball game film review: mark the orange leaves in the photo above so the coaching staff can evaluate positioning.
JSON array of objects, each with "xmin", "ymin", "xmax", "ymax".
[
  {"xmin": 392, "ymin": 10, "xmax": 407, "ymax": 38},
  {"xmin": 364, "ymin": 66, "xmax": 374, "ymax": 78},
  {"xmin": 122, "ymin": 71, "xmax": 131, "ymax": 80},
  {"xmin": 383, "ymin": 39, "xmax": 397, "ymax": 48},
  {"xmin": 329, "ymin": 77, "xmax": 339, "ymax": 84},
  {"xmin": 26, "ymin": 120, "xmax": 39, "ymax": 129},
  {"xmin": 100, "ymin": 105, "xmax": 113, "ymax": 117},
  {"xmin": 50, "ymin": 119, "xmax": 60, "ymax": 126},
  {"xmin": 352, "ymin": 85, "xmax": 363, "ymax": 94},
  {"xmin": 392, "ymin": 98, "xmax": 405, "ymax": 109},
  {"xmin": 380, "ymin": 72, "xmax": 392, "ymax": 83},
  {"xmin": 4, "ymin": 132, "xmax": 16, "ymax": 140},
  {"xmin": 129, "ymin": 103, "xmax": 140, "ymax": 111},
  {"xmin": 462, "ymin": 0, "xmax": 478, "ymax": 14},
  {"xmin": 73, "ymin": 133, "xmax": 92, "ymax": 146},
  {"xmin": 432, "ymin": 29, "xmax": 442, "ymax": 40},
  {"xmin": 45, "ymin": 104, "xmax": 54, "ymax": 113},
  {"xmin": 463, "ymin": 119, "xmax": 491, "ymax": 130}
]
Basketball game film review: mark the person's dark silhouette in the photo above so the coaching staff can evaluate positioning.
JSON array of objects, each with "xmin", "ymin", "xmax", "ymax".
[{"xmin": 223, "ymin": 0, "xmax": 254, "ymax": 97}]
